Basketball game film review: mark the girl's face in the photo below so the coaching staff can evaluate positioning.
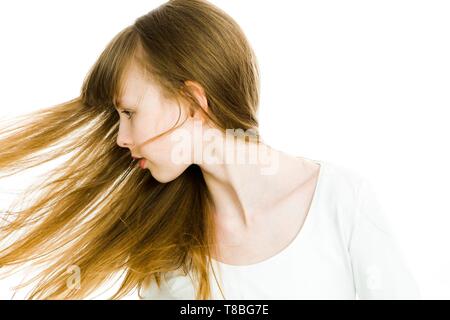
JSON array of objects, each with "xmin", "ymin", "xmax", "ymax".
[{"xmin": 115, "ymin": 61, "xmax": 198, "ymax": 183}]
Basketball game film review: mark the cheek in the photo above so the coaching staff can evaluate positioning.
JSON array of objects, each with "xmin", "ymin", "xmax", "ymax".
[
  {"xmin": 143, "ymin": 128, "xmax": 194, "ymax": 167},
  {"xmin": 142, "ymin": 121, "xmax": 192, "ymax": 162},
  {"xmin": 147, "ymin": 136, "xmax": 182, "ymax": 164},
  {"xmin": 136, "ymin": 105, "xmax": 192, "ymax": 164}
]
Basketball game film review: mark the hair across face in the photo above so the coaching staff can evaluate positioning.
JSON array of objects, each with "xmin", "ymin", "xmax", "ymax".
[
  {"xmin": 114, "ymin": 57, "xmax": 197, "ymax": 183},
  {"xmin": 79, "ymin": 0, "xmax": 263, "ymax": 296},
  {"xmin": 0, "ymin": 0, "xmax": 262, "ymax": 300}
]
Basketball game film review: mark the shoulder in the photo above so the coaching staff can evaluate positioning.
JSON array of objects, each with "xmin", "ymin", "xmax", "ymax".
[
  {"xmin": 319, "ymin": 161, "xmax": 383, "ymax": 224},
  {"xmin": 312, "ymin": 159, "xmax": 377, "ymax": 241},
  {"xmin": 314, "ymin": 159, "xmax": 369, "ymax": 204}
]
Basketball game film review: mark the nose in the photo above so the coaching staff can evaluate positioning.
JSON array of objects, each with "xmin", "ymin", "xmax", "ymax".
[
  {"xmin": 116, "ymin": 130, "xmax": 134, "ymax": 149},
  {"xmin": 117, "ymin": 139, "xmax": 133, "ymax": 149},
  {"xmin": 117, "ymin": 138, "xmax": 133, "ymax": 149}
]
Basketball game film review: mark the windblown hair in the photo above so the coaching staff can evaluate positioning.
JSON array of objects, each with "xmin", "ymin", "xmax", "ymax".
[{"xmin": 0, "ymin": 0, "xmax": 260, "ymax": 299}]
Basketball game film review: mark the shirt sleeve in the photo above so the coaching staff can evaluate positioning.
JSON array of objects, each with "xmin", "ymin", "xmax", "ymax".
[
  {"xmin": 348, "ymin": 177, "xmax": 421, "ymax": 299},
  {"xmin": 139, "ymin": 274, "xmax": 179, "ymax": 300},
  {"xmin": 139, "ymin": 270, "xmax": 196, "ymax": 300}
]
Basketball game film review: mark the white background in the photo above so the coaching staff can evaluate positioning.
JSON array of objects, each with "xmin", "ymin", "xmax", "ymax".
[{"xmin": 0, "ymin": 0, "xmax": 449, "ymax": 299}]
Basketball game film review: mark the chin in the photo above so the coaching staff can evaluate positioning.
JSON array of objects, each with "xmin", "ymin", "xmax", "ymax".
[{"xmin": 149, "ymin": 164, "xmax": 189, "ymax": 184}]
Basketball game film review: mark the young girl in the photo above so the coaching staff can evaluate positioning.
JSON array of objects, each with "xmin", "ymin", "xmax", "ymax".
[{"xmin": 0, "ymin": 0, "xmax": 419, "ymax": 300}]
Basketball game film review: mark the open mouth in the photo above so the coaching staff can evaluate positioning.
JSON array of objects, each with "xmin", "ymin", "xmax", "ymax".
[
  {"xmin": 139, "ymin": 158, "xmax": 146, "ymax": 169},
  {"xmin": 132, "ymin": 156, "xmax": 146, "ymax": 169}
]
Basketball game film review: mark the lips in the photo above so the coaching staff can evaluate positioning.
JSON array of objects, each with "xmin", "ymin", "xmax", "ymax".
[
  {"xmin": 132, "ymin": 156, "xmax": 146, "ymax": 169},
  {"xmin": 139, "ymin": 158, "xmax": 146, "ymax": 169}
]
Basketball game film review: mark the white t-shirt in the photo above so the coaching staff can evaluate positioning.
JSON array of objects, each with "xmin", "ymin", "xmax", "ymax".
[{"xmin": 140, "ymin": 159, "xmax": 421, "ymax": 300}]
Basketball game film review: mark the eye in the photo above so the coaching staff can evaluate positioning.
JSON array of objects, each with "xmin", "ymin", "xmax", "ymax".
[{"xmin": 120, "ymin": 110, "xmax": 134, "ymax": 119}]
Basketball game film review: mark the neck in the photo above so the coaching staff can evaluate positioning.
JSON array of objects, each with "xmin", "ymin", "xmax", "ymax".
[{"xmin": 198, "ymin": 135, "xmax": 305, "ymax": 229}]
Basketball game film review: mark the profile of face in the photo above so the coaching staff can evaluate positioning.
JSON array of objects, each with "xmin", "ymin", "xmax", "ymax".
[{"xmin": 115, "ymin": 60, "xmax": 209, "ymax": 183}]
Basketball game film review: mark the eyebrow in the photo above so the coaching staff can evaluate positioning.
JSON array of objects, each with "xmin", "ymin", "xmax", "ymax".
[
  {"xmin": 113, "ymin": 98, "xmax": 137, "ymax": 111},
  {"xmin": 113, "ymin": 98, "xmax": 125, "ymax": 110},
  {"xmin": 113, "ymin": 103, "xmax": 132, "ymax": 111}
]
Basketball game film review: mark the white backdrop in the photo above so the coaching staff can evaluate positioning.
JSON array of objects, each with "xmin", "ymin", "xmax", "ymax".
[{"xmin": 0, "ymin": 0, "xmax": 449, "ymax": 299}]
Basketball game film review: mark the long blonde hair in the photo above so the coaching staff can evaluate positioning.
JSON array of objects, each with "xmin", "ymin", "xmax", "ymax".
[{"xmin": 0, "ymin": 0, "xmax": 260, "ymax": 299}]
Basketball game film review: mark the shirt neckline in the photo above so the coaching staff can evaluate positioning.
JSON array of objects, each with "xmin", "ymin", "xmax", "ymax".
[{"xmin": 211, "ymin": 158, "xmax": 325, "ymax": 269}]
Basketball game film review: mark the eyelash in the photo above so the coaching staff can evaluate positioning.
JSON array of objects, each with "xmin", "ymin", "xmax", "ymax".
[{"xmin": 120, "ymin": 110, "xmax": 134, "ymax": 119}]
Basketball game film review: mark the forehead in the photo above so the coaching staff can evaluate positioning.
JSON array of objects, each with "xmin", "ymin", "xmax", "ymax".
[{"xmin": 116, "ymin": 60, "xmax": 156, "ymax": 108}]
